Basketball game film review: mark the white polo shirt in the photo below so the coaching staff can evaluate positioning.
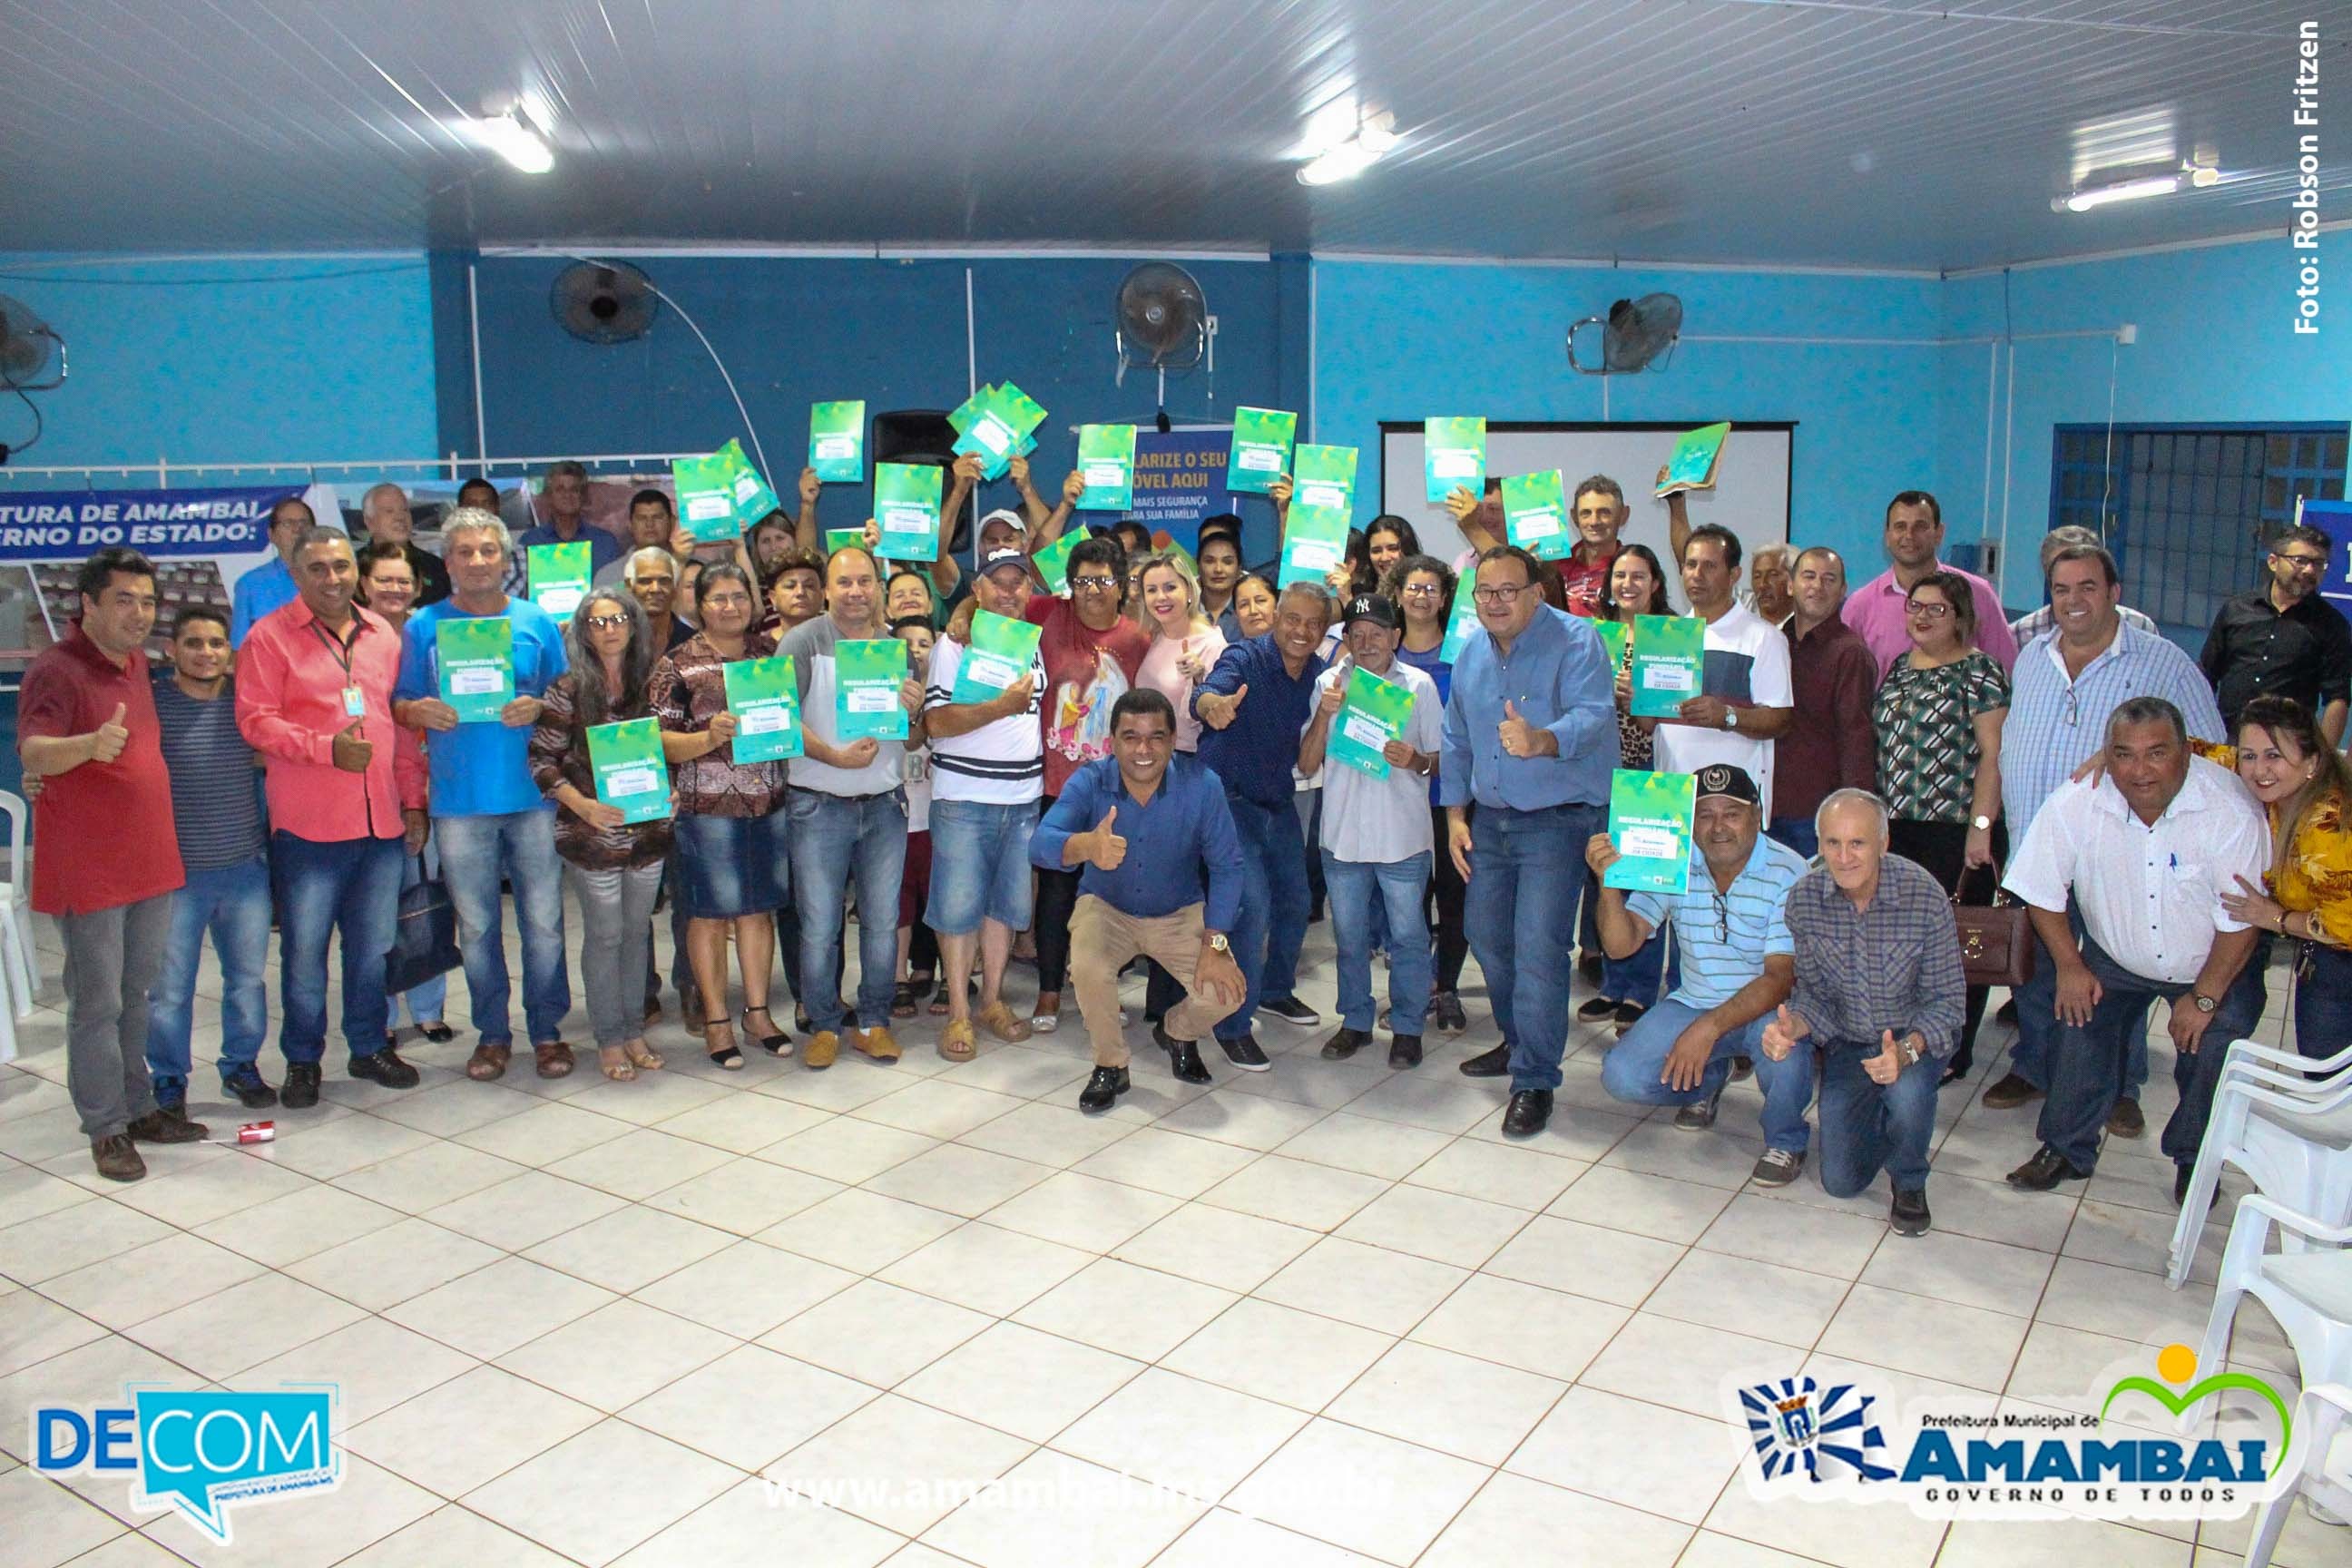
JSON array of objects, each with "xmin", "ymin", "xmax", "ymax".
[{"xmin": 2003, "ymin": 756, "xmax": 2270, "ymax": 985}]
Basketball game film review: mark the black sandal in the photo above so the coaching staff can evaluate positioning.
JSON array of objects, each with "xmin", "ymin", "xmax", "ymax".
[
  {"xmin": 740, "ymin": 1006, "xmax": 791, "ymax": 1057},
  {"xmin": 417, "ymin": 1022, "xmax": 455, "ymax": 1044},
  {"xmin": 705, "ymin": 1017, "xmax": 743, "ymax": 1070}
]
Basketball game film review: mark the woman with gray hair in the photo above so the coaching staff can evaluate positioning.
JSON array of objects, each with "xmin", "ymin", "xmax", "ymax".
[{"xmin": 528, "ymin": 589, "xmax": 672, "ymax": 1080}]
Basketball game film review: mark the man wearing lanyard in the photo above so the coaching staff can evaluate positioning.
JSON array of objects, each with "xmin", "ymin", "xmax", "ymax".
[
  {"xmin": 237, "ymin": 528, "xmax": 428, "ymax": 1107},
  {"xmin": 1442, "ymin": 545, "xmax": 1617, "ymax": 1138}
]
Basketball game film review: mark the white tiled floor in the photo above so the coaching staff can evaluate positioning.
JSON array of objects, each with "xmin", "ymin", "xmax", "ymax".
[{"xmin": 1, "ymin": 902, "xmax": 2344, "ymax": 1567}]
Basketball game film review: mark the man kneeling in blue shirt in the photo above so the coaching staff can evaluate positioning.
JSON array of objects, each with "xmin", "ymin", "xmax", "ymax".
[{"xmin": 1033, "ymin": 690, "xmax": 1250, "ymax": 1112}]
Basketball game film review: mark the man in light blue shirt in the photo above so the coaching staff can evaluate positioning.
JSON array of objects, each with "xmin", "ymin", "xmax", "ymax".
[
  {"xmin": 393, "ymin": 506, "xmax": 573, "ymax": 1081},
  {"xmin": 228, "ymin": 495, "xmax": 318, "ymax": 646},
  {"xmin": 1439, "ymin": 545, "xmax": 1616, "ymax": 1138},
  {"xmin": 1589, "ymin": 764, "xmax": 1813, "ymax": 1185},
  {"xmin": 509, "ymin": 460, "xmax": 623, "ymax": 594}
]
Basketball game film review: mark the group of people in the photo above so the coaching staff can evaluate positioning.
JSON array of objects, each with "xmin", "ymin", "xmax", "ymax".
[{"xmin": 22, "ymin": 456, "xmax": 2348, "ymax": 1243}]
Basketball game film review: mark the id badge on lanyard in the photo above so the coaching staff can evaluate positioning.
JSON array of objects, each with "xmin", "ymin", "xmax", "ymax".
[{"xmin": 343, "ymin": 686, "xmax": 366, "ymax": 719}]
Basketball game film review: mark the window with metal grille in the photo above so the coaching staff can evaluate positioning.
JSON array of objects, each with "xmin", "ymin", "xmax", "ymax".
[{"xmin": 2050, "ymin": 423, "xmax": 2347, "ymax": 637}]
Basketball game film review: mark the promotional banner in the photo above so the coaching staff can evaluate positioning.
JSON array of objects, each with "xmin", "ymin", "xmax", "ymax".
[
  {"xmin": 2304, "ymin": 497, "xmax": 2352, "ymax": 612},
  {"xmin": 1123, "ymin": 428, "xmax": 1238, "ymax": 559}
]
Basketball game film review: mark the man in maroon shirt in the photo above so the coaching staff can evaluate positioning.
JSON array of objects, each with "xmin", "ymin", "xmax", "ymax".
[
  {"xmin": 1769, "ymin": 546, "xmax": 1879, "ymax": 858},
  {"xmin": 17, "ymin": 548, "xmax": 205, "ymax": 1180}
]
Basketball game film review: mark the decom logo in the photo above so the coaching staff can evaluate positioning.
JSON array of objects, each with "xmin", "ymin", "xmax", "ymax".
[
  {"xmin": 1726, "ymin": 1345, "xmax": 2298, "ymax": 1522},
  {"xmin": 32, "ymin": 1385, "xmax": 343, "ymax": 1544}
]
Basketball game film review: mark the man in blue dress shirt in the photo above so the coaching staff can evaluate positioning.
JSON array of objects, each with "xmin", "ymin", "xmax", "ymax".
[
  {"xmin": 1441, "ymin": 545, "xmax": 1617, "ymax": 1138},
  {"xmin": 1034, "ymin": 690, "xmax": 1249, "ymax": 1112},
  {"xmin": 228, "ymin": 495, "xmax": 318, "ymax": 646}
]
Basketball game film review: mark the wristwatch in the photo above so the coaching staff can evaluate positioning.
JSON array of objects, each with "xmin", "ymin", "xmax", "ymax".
[
  {"xmin": 1720, "ymin": 707, "xmax": 1737, "ymax": 730},
  {"xmin": 1205, "ymin": 933, "xmax": 1231, "ymax": 955},
  {"xmin": 1971, "ymin": 814, "xmax": 1993, "ymax": 831},
  {"xmin": 2192, "ymin": 992, "xmax": 2219, "ymax": 1014},
  {"xmin": 1899, "ymin": 1034, "xmax": 1924, "ymax": 1066}
]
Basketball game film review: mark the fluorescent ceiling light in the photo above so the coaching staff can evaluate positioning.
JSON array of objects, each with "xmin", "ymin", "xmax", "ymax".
[
  {"xmin": 475, "ymin": 110, "xmax": 554, "ymax": 174},
  {"xmin": 1296, "ymin": 109, "xmax": 1398, "ymax": 185},
  {"xmin": 2055, "ymin": 173, "xmax": 2180, "ymax": 212}
]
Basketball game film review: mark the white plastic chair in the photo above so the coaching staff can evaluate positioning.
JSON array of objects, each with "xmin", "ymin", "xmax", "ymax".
[
  {"xmin": 2194, "ymin": 1199, "xmax": 2351, "ymax": 1446},
  {"xmin": 2217, "ymin": 1034, "xmax": 2352, "ymax": 1094},
  {"xmin": 2239, "ymin": 1381, "xmax": 2351, "ymax": 1566},
  {"xmin": 0, "ymin": 789, "xmax": 31, "ymax": 1038},
  {"xmin": 2170, "ymin": 1063, "xmax": 2352, "ymax": 1289}
]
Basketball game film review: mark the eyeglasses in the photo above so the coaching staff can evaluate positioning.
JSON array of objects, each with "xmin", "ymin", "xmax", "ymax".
[
  {"xmin": 2277, "ymin": 553, "xmax": 2328, "ymax": 572},
  {"xmin": 1472, "ymin": 584, "xmax": 1530, "ymax": 604},
  {"xmin": 1710, "ymin": 890, "xmax": 1730, "ymax": 944},
  {"xmin": 2062, "ymin": 684, "xmax": 2082, "ymax": 728},
  {"xmin": 585, "ymin": 612, "xmax": 631, "ymax": 629},
  {"xmin": 1906, "ymin": 602, "xmax": 1953, "ymax": 620},
  {"xmin": 1070, "ymin": 575, "xmax": 1119, "ymax": 592},
  {"xmin": 1400, "ymin": 583, "xmax": 1445, "ymax": 598}
]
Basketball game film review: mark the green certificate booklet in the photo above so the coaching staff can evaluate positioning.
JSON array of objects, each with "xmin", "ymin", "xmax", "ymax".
[
  {"xmin": 672, "ymin": 451, "xmax": 741, "ymax": 544},
  {"xmin": 1290, "ymin": 443, "xmax": 1357, "ymax": 515},
  {"xmin": 1630, "ymin": 614, "xmax": 1703, "ymax": 718},
  {"xmin": 1605, "ymin": 769, "xmax": 1696, "ymax": 896},
  {"xmin": 1502, "ymin": 469, "xmax": 1570, "ymax": 561},
  {"xmin": 1656, "ymin": 422, "xmax": 1732, "ymax": 496},
  {"xmin": 1279, "ymin": 505, "xmax": 1349, "ymax": 589},
  {"xmin": 723, "ymin": 654, "xmax": 803, "ymax": 763},
  {"xmin": 1596, "ymin": 618, "xmax": 1629, "ymax": 672},
  {"xmin": 953, "ymin": 383, "xmax": 1047, "ymax": 479},
  {"xmin": 809, "ymin": 400, "xmax": 867, "ymax": 483},
  {"xmin": 1425, "ymin": 416, "xmax": 1487, "ymax": 504},
  {"xmin": 1329, "ymin": 666, "xmax": 1414, "ymax": 779},
  {"xmin": 526, "ymin": 543, "xmax": 592, "ymax": 620},
  {"xmin": 875, "ymin": 463, "xmax": 943, "ymax": 562},
  {"xmin": 1076, "ymin": 424, "xmax": 1138, "ymax": 511},
  {"xmin": 586, "ymin": 718, "xmax": 671, "ymax": 824},
  {"xmin": 1440, "ymin": 592, "xmax": 1481, "ymax": 662},
  {"xmin": 950, "ymin": 611, "xmax": 1043, "ymax": 704},
  {"xmin": 1034, "ymin": 531, "xmax": 1081, "ymax": 595},
  {"xmin": 1228, "ymin": 407, "xmax": 1298, "ymax": 494},
  {"xmin": 436, "ymin": 616, "xmax": 514, "ymax": 722},
  {"xmin": 836, "ymin": 638, "xmax": 909, "ymax": 741},
  {"xmin": 721, "ymin": 438, "xmax": 780, "ymax": 526},
  {"xmin": 825, "ymin": 527, "xmax": 867, "ymax": 558}
]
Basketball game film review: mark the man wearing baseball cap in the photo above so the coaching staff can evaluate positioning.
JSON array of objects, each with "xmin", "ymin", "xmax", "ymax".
[
  {"xmin": 1298, "ymin": 593, "xmax": 1445, "ymax": 1069},
  {"xmin": 1587, "ymin": 761, "xmax": 1816, "ymax": 1187},
  {"xmin": 921, "ymin": 546, "xmax": 1050, "ymax": 1062}
]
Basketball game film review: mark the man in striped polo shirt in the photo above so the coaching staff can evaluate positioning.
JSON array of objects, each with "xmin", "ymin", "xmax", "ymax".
[{"xmin": 1589, "ymin": 763, "xmax": 1815, "ymax": 1187}]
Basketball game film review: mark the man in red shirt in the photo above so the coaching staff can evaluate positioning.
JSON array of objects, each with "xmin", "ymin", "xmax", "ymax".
[
  {"xmin": 18, "ymin": 547, "xmax": 203, "ymax": 1180},
  {"xmin": 1555, "ymin": 475, "xmax": 1629, "ymax": 617}
]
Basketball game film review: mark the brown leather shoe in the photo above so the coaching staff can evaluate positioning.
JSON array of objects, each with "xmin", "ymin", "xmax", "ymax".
[
  {"xmin": 534, "ymin": 1041, "xmax": 576, "ymax": 1079},
  {"xmin": 126, "ymin": 1108, "xmax": 210, "ymax": 1144},
  {"xmin": 92, "ymin": 1134, "xmax": 146, "ymax": 1181},
  {"xmin": 1980, "ymin": 1071, "xmax": 2043, "ymax": 1110},
  {"xmin": 850, "ymin": 1026, "xmax": 902, "ymax": 1062},
  {"xmin": 466, "ymin": 1044, "xmax": 512, "ymax": 1081}
]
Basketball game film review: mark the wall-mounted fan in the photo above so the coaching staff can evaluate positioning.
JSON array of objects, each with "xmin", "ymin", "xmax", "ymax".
[
  {"xmin": 1113, "ymin": 261, "xmax": 1218, "ymax": 427},
  {"xmin": 0, "ymin": 294, "xmax": 66, "ymax": 461},
  {"xmin": 1566, "ymin": 293, "xmax": 1683, "ymax": 375},
  {"xmin": 551, "ymin": 260, "xmax": 660, "ymax": 345}
]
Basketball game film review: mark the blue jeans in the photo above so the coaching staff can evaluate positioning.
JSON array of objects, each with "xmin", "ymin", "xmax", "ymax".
[
  {"xmin": 1602, "ymin": 924, "xmax": 1671, "ymax": 1008},
  {"xmin": 272, "ymin": 832, "xmax": 405, "ymax": 1063},
  {"xmin": 1323, "ymin": 850, "xmax": 1434, "ymax": 1034},
  {"xmin": 789, "ymin": 788, "xmax": 908, "ymax": 1033},
  {"xmin": 1818, "ymin": 1041, "xmax": 1942, "ymax": 1197},
  {"xmin": 2008, "ymin": 905, "xmax": 2149, "ymax": 1094},
  {"xmin": 1765, "ymin": 817, "xmax": 1818, "ymax": 858},
  {"xmin": 2294, "ymin": 940, "xmax": 2352, "ymax": 1060},
  {"xmin": 1464, "ymin": 802, "xmax": 1599, "ymax": 1092},
  {"xmin": 436, "ymin": 809, "xmax": 573, "ymax": 1047},
  {"xmin": 146, "ymin": 855, "xmax": 272, "ymax": 1091},
  {"xmin": 1218, "ymin": 792, "xmax": 1313, "ymax": 1042},
  {"xmin": 1601, "ymin": 999, "xmax": 1813, "ymax": 1153},
  {"xmin": 391, "ymin": 847, "xmax": 446, "ymax": 1027}
]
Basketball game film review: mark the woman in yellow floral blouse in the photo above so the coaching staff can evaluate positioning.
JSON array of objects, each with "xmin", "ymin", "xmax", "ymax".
[{"xmin": 2212, "ymin": 695, "xmax": 2352, "ymax": 1060}]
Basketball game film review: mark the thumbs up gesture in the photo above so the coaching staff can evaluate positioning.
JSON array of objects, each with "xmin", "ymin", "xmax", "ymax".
[
  {"xmin": 1867, "ymin": 1029, "xmax": 1909, "ymax": 1085},
  {"xmin": 1084, "ymin": 806, "xmax": 1127, "ymax": 871},
  {"xmin": 1760, "ymin": 1003, "xmax": 1807, "ymax": 1062},
  {"xmin": 1498, "ymin": 699, "xmax": 1553, "ymax": 759},
  {"xmin": 330, "ymin": 720, "xmax": 374, "ymax": 773},
  {"xmin": 1318, "ymin": 659, "xmax": 1350, "ymax": 720},
  {"xmin": 88, "ymin": 702, "xmax": 131, "ymax": 764},
  {"xmin": 1199, "ymin": 683, "xmax": 1249, "ymax": 730}
]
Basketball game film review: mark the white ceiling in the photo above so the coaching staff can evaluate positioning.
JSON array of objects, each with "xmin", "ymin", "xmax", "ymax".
[{"xmin": 2, "ymin": 0, "xmax": 2341, "ymax": 270}]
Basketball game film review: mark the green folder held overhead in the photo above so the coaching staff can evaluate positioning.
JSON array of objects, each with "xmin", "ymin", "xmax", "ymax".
[
  {"xmin": 672, "ymin": 452, "xmax": 742, "ymax": 544},
  {"xmin": 950, "ymin": 611, "xmax": 1043, "ymax": 704},
  {"xmin": 1440, "ymin": 591, "xmax": 1482, "ymax": 662},
  {"xmin": 1502, "ymin": 469, "xmax": 1571, "ymax": 561},
  {"xmin": 526, "ymin": 542, "xmax": 593, "ymax": 620},
  {"xmin": 1228, "ymin": 407, "xmax": 1298, "ymax": 495},
  {"xmin": 1329, "ymin": 665, "xmax": 1415, "ymax": 779},
  {"xmin": 946, "ymin": 384, "xmax": 994, "ymax": 436},
  {"xmin": 1596, "ymin": 618, "xmax": 1629, "ymax": 673},
  {"xmin": 1425, "ymin": 416, "xmax": 1487, "ymax": 505},
  {"xmin": 1076, "ymin": 424, "xmax": 1138, "ymax": 511},
  {"xmin": 1034, "ymin": 531, "xmax": 1081, "ymax": 595},
  {"xmin": 1290, "ymin": 443, "xmax": 1357, "ymax": 514},
  {"xmin": 953, "ymin": 382, "xmax": 1047, "ymax": 479},
  {"xmin": 809, "ymin": 400, "xmax": 867, "ymax": 484},
  {"xmin": 720, "ymin": 438, "xmax": 781, "ymax": 526},
  {"xmin": 586, "ymin": 718, "xmax": 672, "ymax": 824},
  {"xmin": 875, "ymin": 463, "xmax": 943, "ymax": 562},
  {"xmin": 1605, "ymin": 769, "xmax": 1697, "ymax": 896},
  {"xmin": 1279, "ymin": 506, "xmax": 1349, "ymax": 589},
  {"xmin": 836, "ymin": 638, "xmax": 909, "ymax": 741},
  {"xmin": 436, "ymin": 615, "xmax": 514, "ymax": 723},
  {"xmin": 825, "ymin": 527, "xmax": 867, "ymax": 558},
  {"xmin": 1655, "ymin": 422, "xmax": 1732, "ymax": 496},
  {"xmin": 722, "ymin": 654, "xmax": 803, "ymax": 763},
  {"xmin": 1629, "ymin": 613, "xmax": 1704, "ymax": 719}
]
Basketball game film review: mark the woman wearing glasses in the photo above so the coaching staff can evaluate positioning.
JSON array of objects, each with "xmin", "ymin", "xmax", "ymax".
[
  {"xmin": 1387, "ymin": 554, "xmax": 1471, "ymax": 1034},
  {"xmin": 1871, "ymin": 570, "xmax": 2010, "ymax": 1082},
  {"xmin": 530, "ymin": 591, "xmax": 673, "ymax": 1081},
  {"xmin": 650, "ymin": 564, "xmax": 794, "ymax": 1068}
]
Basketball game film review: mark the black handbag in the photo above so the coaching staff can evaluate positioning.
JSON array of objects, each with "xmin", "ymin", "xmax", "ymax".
[{"xmin": 382, "ymin": 865, "xmax": 462, "ymax": 994}]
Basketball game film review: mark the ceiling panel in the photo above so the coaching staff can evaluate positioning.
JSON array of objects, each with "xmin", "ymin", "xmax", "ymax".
[{"xmin": 0, "ymin": 0, "xmax": 2338, "ymax": 269}]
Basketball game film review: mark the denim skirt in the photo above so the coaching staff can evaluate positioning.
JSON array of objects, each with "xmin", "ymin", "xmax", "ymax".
[{"xmin": 672, "ymin": 808, "xmax": 789, "ymax": 919}]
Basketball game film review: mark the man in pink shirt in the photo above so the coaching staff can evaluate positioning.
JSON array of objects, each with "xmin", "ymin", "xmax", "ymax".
[
  {"xmin": 1841, "ymin": 491, "xmax": 2020, "ymax": 678},
  {"xmin": 236, "ymin": 528, "xmax": 428, "ymax": 1108}
]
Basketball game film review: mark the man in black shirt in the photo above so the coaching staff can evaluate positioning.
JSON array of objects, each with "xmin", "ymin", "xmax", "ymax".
[{"xmin": 2200, "ymin": 523, "xmax": 2350, "ymax": 743}]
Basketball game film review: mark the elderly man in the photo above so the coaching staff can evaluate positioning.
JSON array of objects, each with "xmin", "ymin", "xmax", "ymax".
[
  {"xmin": 1748, "ymin": 542, "xmax": 1798, "ymax": 626},
  {"xmin": 1764, "ymin": 788, "xmax": 1965, "ymax": 1236},
  {"xmin": 1591, "ymin": 764, "xmax": 1812, "ymax": 1182},
  {"xmin": 1769, "ymin": 545, "xmax": 1877, "ymax": 856},
  {"xmin": 1843, "ymin": 490, "xmax": 2019, "ymax": 678},
  {"xmin": 1193, "ymin": 578, "xmax": 1334, "ymax": 1063},
  {"xmin": 514, "ymin": 459, "xmax": 622, "ymax": 582},
  {"xmin": 394, "ymin": 507, "xmax": 574, "ymax": 1081},
  {"xmin": 2002, "ymin": 698, "xmax": 2269, "ymax": 1201},
  {"xmin": 1442, "ymin": 544, "xmax": 1617, "ymax": 1137},
  {"xmin": 360, "ymin": 482, "xmax": 450, "ymax": 605},
  {"xmin": 1034, "ymin": 690, "xmax": 1250, "ymax": 1110},
  {"xmin": 1983, "ymin": 539, "xmax": 2224, "ymax": 1117},
  {"xmin": 2200, "ymin": 521, "xmax": 2351, "ymax": 743},
  {"xmin": 620, "ymin": 546, "xmax": 696, "ymax": 652},
  {"xmin": 2007, "ymin": 524, "xmax": 2159, "ymax": 647},
  {"xmin": 230, "ymin": 495, "xmax": 318, "ymax": 645},
  {"xmin": 239, "ymin": 528, "xmax": 428, "ymax": 1107}
]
